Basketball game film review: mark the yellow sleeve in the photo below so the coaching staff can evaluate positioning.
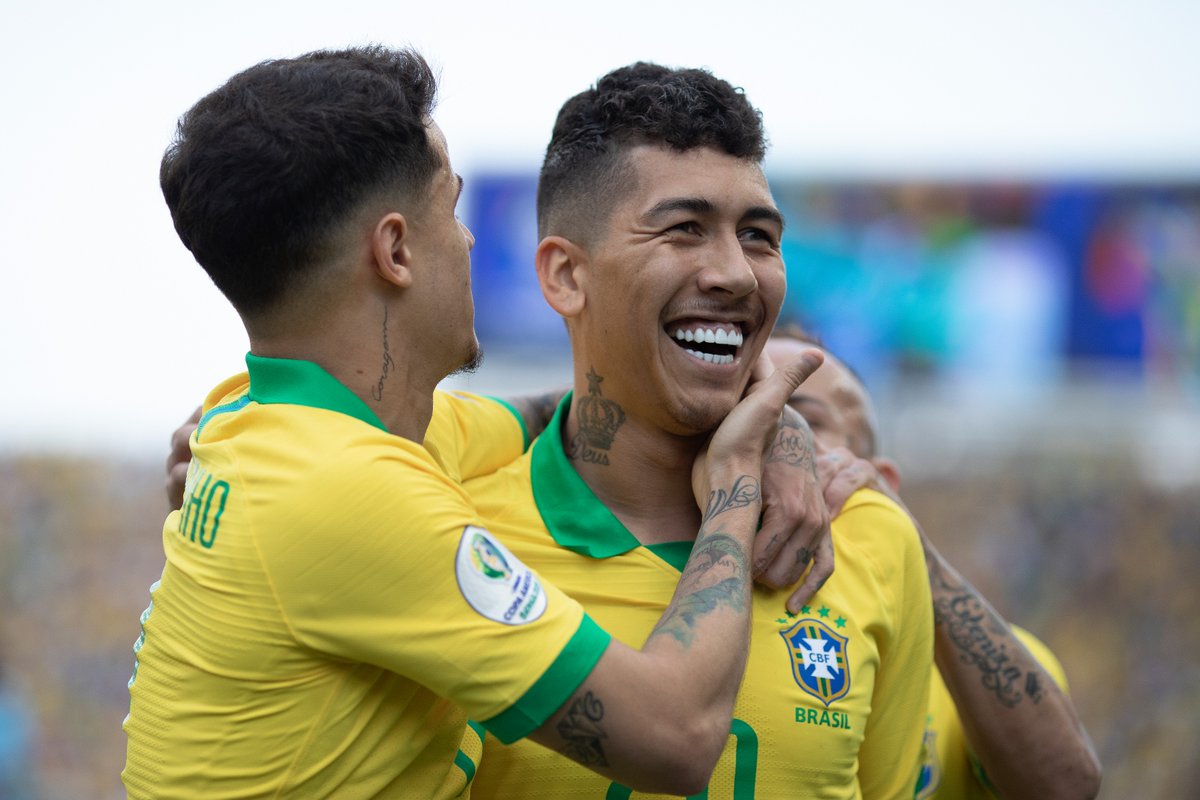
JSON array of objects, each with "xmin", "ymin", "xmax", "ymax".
[
  {"xmin": 842, "ymin": 490, "xmax": 935, "ymax": 800},
  {"xmin": 200, "ymin": 372, "xmax": 251, "ymax": 413},
  {"xmin": 257, "ymin": 441, "xmax": 608, "ymax": 739},
  {"xmin": 1011, "ymin": 625, "xmax": 1069, "ymax": 692},
  {"xmin": 424, "ymin": 390, "xmax": 528, "ymax": 482}
]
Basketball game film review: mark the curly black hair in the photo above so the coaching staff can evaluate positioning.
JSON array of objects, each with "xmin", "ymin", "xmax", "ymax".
[
  {"xmin": 536, "ymin": 62, "xmax": 767, "ymax": 243},
  {"xmin": 160, "ymin": 45, "xmax": 439, "ymax": 317}
]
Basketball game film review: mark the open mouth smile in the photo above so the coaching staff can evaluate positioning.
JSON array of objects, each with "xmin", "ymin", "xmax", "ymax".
[{"xmin": 665, "ymin": 322, "xmax": 745, "ymax": 366}]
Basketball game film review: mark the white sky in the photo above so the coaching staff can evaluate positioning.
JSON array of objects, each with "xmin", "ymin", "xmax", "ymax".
[{"xmin": 3, "ymin": 0, "xmax": 1199, "ymax": 455}]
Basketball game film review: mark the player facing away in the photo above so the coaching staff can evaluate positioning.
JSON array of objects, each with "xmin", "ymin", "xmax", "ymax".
[
  {"xmin": 121, "ymin": 46, "xmax": 825, "ymax": 799},
  {"xmin": 460, "ymin": 63, "xmax": 934, "ymax": 799},
  {"xmin": 766, "ymin": 327, "xmax": 1102, "ymax": 800}
]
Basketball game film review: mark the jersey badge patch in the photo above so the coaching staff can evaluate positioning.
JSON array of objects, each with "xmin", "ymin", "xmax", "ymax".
[
  {"xmin": 780, "ymin": 617, "xmax": 851, "ymax": 706},
  {"xmin": 914, "ymin": 722, "xmax": 941, "ymax": 799},
  {"xmin": 456, "ymin": 526, "xmax": 547, "ymax": 625}
]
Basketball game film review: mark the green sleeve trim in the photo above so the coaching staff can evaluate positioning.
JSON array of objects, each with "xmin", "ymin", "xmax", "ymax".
[
  {"xmin": 466, "ymin": 719, "xmax": 486, "ymax": 742},
  {"xmin": 453, "ymin": 720, "xmax": 486, "ymax": 785},
  {"xmin": 487, "ymin": 396, "xmax": 531, "ymax": 451},
  {"xmin": 452, "ymin": 748, "xmax": 478, "ymax": 784},
  {"xmin": 195, "ymin": 394, "xmax": 251, "ymax": 441},
  {"xmin": 480, "ymin": 614, "xmax": 611, "ymax": 744}
]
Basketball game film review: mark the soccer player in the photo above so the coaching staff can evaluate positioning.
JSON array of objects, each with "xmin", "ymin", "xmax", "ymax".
[
  {"xmin": 766, "ymin": 327, "xmax": 1103, "ymax": 799},
  {"xmin": 122, "ymin": 45, "xmax": 826, "ymax": 799},
  {"xmin": 460, "ymin": 63, "xmax": 934, "ymax": 799}
]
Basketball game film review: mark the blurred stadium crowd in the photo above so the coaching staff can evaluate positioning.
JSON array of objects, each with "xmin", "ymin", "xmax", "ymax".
[{"xmin": 1, "ymin": 177, "xmax": 1197, "ymax": 798}]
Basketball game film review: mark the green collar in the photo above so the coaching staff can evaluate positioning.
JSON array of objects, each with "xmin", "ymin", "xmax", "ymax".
[
  {"xmin": 245, "ymin": 353, "xmax": 388, "ymax": 432},
  {"xmin": 530, "ymin": 392, "xmax": 641, "ymax": 559},
  {"xmin": 530, "ymin": 393, "xmax": 692, "ymax": 571}
]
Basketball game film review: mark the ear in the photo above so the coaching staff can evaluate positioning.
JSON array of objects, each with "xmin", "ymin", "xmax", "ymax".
[
  {"xmin": 535, "ymin": 235, "xmax": 587, "ymax": 318},
  {"xmin": 371, "ymin": 212, "xmax": 414, "ymax": 289},
  {"xmin": 871, "ymin": 456, "xmax": 902, "ymax": 494}
]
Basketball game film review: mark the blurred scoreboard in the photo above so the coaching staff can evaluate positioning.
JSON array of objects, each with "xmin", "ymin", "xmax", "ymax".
[{"xmin": 465, "ymin": 174, "xmax": 1200, "ymax": 389}]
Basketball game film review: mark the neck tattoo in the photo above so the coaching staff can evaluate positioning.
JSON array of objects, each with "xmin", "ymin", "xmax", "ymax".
[
  {"xmin": 568, "ymin": 368, "xmax": 626, "ymax": 466},
  {"xmin": 371, "ymin": 304, "xmax": 396, "ymax": 402}
]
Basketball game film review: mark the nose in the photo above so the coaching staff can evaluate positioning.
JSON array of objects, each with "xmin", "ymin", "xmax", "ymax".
[
  {"xmin": 697, "ymin": 233, "xmax": 757, "ymax": 297},
  {"xmin": 460, "ymin": 218, "xmax": 475, "ymax": 251}
]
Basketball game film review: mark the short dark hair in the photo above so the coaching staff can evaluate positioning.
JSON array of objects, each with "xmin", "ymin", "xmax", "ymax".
[
  {"xmin": 160, "ymin": 45, "xmax": 440, "ymax": 316},
  {"xmin": 537, "ymin": 62, "xmax": 767, "ymax": 242}
]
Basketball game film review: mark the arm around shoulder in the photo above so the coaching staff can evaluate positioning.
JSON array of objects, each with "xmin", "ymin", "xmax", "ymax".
[{"xmin": 924, "ymin": 537, "xmax": 1101, "ymax": 799}]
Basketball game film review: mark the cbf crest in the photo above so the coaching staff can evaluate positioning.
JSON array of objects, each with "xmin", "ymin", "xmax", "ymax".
[{"xmin": 779, "ymin": 617, "xmax": 851, "ymax": 706}]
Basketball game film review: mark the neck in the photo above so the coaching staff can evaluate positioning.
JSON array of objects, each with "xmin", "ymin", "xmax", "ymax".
[
  {"xmin": 562, "ymin": 392, "xmax": 706, "ymax": 545},
  {"xmin": 249, "ymin": 315, "xmax": 438, "ymax": 443}
]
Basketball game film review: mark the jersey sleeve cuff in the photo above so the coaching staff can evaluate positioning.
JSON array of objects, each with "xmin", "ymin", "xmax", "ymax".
[{"xmin": 479, "ymin": 613, "xmax": 611, "ymax": 744}]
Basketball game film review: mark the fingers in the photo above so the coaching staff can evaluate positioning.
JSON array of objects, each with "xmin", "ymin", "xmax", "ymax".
[
  {"xmin": 786, "ymin": 532, "xmax": 835, "ymax": 613},
  {"xmin": 751, "ymin": 516, "xmax": 787, "ymax": 579},
  {"xmin": 758, "ymin": 507, "xmax": 829, "ymax": 588},
  {"xmin": 754, "ymin": 350, "xmax": 824, "ymax": 407},
  {"xmin": 164, "ymin": 406, "xmax": 201, "ymax": 510},
  {"xmin": 821, "ymin": 453, "xmax": 877, "ymax": 516},
  {"xmin": 166, "ymin": 461, "xmax": 189, "ymax": 511}
]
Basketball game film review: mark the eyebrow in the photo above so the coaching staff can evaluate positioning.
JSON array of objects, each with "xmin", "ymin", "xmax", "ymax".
[
  {"xmin": 640, "ymin": 197, "xmax": 715, "ymax": 223},
  {"xmin": 787, "ymin": 395, "xmax": 832, "ymax": 413},
  {"xmin": 745, "ymin": 205, "xmax": 786, "ymax": 233},
  {"xmin": 639, "ymin": 197, "xmax": 785, "ymax": 232}
]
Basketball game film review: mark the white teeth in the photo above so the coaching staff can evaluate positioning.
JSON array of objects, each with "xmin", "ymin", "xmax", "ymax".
[
  {"xmin": 667, "ymin": 325, "xmax": 744, "ymax": 345},
  {"xmin": 684, "ymin": 349, "xmax": 734, "ymax": 365}
]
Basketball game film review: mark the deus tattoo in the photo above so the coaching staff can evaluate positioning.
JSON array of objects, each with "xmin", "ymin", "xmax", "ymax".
[{"xmin": 569, "ymin": 368, "xmax": 626, "ymax": 466}]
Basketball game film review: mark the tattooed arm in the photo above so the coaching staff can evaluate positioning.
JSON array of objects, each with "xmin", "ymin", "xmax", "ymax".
[
  {"xmin": 924, "ymin": 534, "xmax": 1102, "ymax": 799},
  {"xmin": 754, "ymin": 406, "xmax": 833, "ymax": 612},
  {"xmin": 816, "ymin": 452, "xmax": 1100, "ymax": 798},
  {"xmin": 502, "ymin": 389, "xmax": 568, "ymax": 441},
  {"xmin": 522, "ymin": 351, "xmax": 825, "ymax": 795}
]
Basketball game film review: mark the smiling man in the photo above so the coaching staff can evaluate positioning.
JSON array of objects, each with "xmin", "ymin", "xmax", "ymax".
[
  {"xmin": 122, "ymin": 46, "xmax": 825, "ymax": 799},
  {"xmin": 463, "ymin": 63, "xmax": 933, "ymax": 799}
]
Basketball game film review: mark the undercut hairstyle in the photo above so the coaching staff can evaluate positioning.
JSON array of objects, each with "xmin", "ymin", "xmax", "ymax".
[
  {"xmin": 537, "ymin": 62, "xmax": 767, "ymax": 243},
  {"xmin": 160, "ymin": 45, "xmax": 440, "ymax": 316}
]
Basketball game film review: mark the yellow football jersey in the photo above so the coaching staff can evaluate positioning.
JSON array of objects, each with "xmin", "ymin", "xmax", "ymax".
[
  {"xmin": 123, "ymin": 356, "xmax": 610, "ymax": 799},
  {"xmin": 915, "ymin": 626, "xmax": 1070, "ymax": 800},
  {"xmin": 462, "ymin": 397, "xmax": 933, "ymax": 799}
]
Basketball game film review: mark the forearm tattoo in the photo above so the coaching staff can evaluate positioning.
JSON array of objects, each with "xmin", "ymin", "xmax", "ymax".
[
  {"xmin": 701, "ymin": 475, "xmax": 762, "ymax": 526},
  {"xmin": 928, "ymin": 552, "xmax": 1041, "ymax": 708},
  {"xmin": 568, "ymin": 368, "xmax": 626, "ymax": 466},
  {"xmin": 557, "ymin": 691, "xmax": 609, "ymax": 766},
  {"xmin": 649, "ymin": 528, "xmax": 752, "ymax": 648}
]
